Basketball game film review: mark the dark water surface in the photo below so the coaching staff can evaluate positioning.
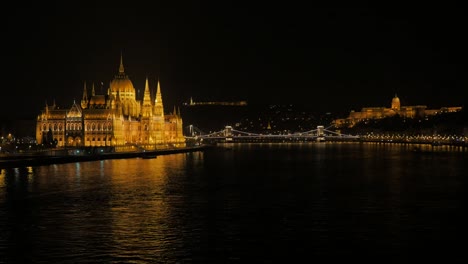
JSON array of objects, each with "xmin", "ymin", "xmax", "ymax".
[{"xmin": 1, "ymin": 143, "xmax": 466, "ymax": 263}]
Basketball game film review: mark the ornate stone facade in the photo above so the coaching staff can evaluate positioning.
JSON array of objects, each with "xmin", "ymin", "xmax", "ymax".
[{"xmin": 36, "ymin": 56, "xmax": 186, "ymax": 149}]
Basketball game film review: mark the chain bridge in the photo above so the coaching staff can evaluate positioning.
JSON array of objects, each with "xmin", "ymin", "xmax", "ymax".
[{"xmin": 185, "ymin": 125, "xmax": 360, "ymax": 143}]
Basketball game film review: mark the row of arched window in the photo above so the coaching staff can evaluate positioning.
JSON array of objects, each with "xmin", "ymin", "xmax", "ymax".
[
  {"xmin": 41, "ymin": 122, "xmax": 113, "ymax": 132},
  {"xmin": 86, "ymin": 137, "xmax": 112, "ymax": 142},
  {"xmin": 42, "ymin": 123, "xmax": 66, "ymax": 131},
  {"xmin": 67, "ymin": 123, "xmax": 82, "ymax": 131},
  {"xmin": 85, "ymin": 122, "xmax": 113, "ymax": 131}
]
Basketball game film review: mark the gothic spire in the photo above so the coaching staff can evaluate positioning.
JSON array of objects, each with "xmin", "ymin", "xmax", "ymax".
[
  {"xmin": 154, "ymin": 77, "xmax": 164, "ymax": 117},
  {"xmin": 142, "ymin": 76, "xmax": 153, "ymax": 117},
  {"xmin": 82, "ymin": 82, "xmax": 88, "ymax": 100},
  {"xmin": 81, "ymin": 82, "xmax": 89, "ymax": 109},
  {"xmin": 119, "ymin": 52, "xmax": 125, "ymax": 73},
  {"xmin": 155, "ymin": 78, "xmax": 163, "ymax": 104},
  {"xmin": 144, "ymin": 77, "xmax": 151, "ymax": 101},
  {"xmin": 156, "ymin": 79, "xmax": 161, "ymax": 99}
]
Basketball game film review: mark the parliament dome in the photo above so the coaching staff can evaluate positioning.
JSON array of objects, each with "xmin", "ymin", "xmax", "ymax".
[
  {"xmin": 109, "ymin": 55, "xmax": 137, "ymax": 102},
  {"xmin": 110, "ymin": 77, "xmax": 135, "ymax": 94}
]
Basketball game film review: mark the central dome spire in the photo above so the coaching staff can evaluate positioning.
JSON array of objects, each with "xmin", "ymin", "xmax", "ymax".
[
  {"xmin": 110, "ymin": 52, "xmax": 138, "ymax": 117},
  {"xmin": 119, "ymin": 52, "xmax": 125, "ymax": 73}
]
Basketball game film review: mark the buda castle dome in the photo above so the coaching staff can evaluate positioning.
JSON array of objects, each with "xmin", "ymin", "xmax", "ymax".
[{"xmin": 391, "ymin": 94, "xmax": 400, "ymax": 110}]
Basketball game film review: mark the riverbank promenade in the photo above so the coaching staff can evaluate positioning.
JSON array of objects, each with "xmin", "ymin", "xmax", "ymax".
[{"xmin": 0, "ymin": 144, "xmax": 212, "ymax": 169}]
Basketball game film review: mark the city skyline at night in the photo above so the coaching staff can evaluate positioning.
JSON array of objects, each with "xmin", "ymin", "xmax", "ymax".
[
  {"xmin": 3, "ymin": 4, "xmax": 467, "ymax": 120},
  {"xmin": 1, "ymin": 6, "xmax": 467, "ymax": 261}
]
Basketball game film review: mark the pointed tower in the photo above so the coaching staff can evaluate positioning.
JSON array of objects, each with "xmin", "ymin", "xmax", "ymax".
[
  {"xmin": 91, "ymin": 83, "xmax": 96, "ymax": 97},
  {"xmin": 119, "ymin": 52, "xmax": 125, "ymax": 74},
  {"xmin": 141, "ymin": 77, "xmax": 153, "ymax": 117},
  {"xmin": 81, "ymin": 82, "xmax": 88, "ymax": 109},
  {"xmin": 151, "ymin": 77, "xmax": 165, "ymax": 144},
  {"xmin": 153, "ymin": 78, "xmax": 165, "ymax": 117}
]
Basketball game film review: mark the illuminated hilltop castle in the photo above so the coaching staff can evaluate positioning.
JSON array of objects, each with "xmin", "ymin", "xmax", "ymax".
[
  {"xmin": 36, "ymin": 56, "xmax": 186, "ymax": 148},
  {"xmin": 333, "ymin": 94, "xmax": 462, "ymax": 128}
]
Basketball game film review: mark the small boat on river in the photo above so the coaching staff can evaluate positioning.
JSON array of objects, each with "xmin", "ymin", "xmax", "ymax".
[{"xmin": 141, "ymin": 154, "xmax": 157, "ymax": 159}]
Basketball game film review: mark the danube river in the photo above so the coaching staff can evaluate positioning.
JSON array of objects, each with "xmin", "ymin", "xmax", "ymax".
[{"xmin": 0, "ymin": 143, "xmax": 466, "ymax": 263}]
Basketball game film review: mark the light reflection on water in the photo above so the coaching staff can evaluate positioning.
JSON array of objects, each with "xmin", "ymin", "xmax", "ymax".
[{"xmin": 0, "ymin": 143, "xmax": 466, "ymax": 262}]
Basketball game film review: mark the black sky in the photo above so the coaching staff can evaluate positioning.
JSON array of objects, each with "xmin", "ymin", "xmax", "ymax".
[{"xmin": 3, "ymin": 3, "xmax": 467, "ymax": 120}]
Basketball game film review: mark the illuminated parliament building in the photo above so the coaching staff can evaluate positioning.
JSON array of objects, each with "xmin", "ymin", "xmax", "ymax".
[{"xmin": 36, "ymin": 56, "xmax": 186, "ymax": 148}]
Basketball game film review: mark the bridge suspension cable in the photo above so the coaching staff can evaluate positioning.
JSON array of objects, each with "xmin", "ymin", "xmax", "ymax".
[{"xmin": 185, "ymin": 124, "xmax": 359, "ymax": 140}]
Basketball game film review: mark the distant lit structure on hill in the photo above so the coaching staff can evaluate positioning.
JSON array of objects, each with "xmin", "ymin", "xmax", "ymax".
[
  {"xmin": 333, "ymin": 94, "xmax": 462, "ymax": 128},
  {"xmin": 36, "ymin": 55, "xmax": 186, "ymax": 147},
  {"xmin": 183, "ymin": 97, "xmax": 247, "ymax": 106}
]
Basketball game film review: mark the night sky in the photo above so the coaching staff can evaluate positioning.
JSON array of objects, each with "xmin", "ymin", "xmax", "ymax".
[{"xmin": 3, "ymin": 3, "xmax": 467, "ymax": 120}]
